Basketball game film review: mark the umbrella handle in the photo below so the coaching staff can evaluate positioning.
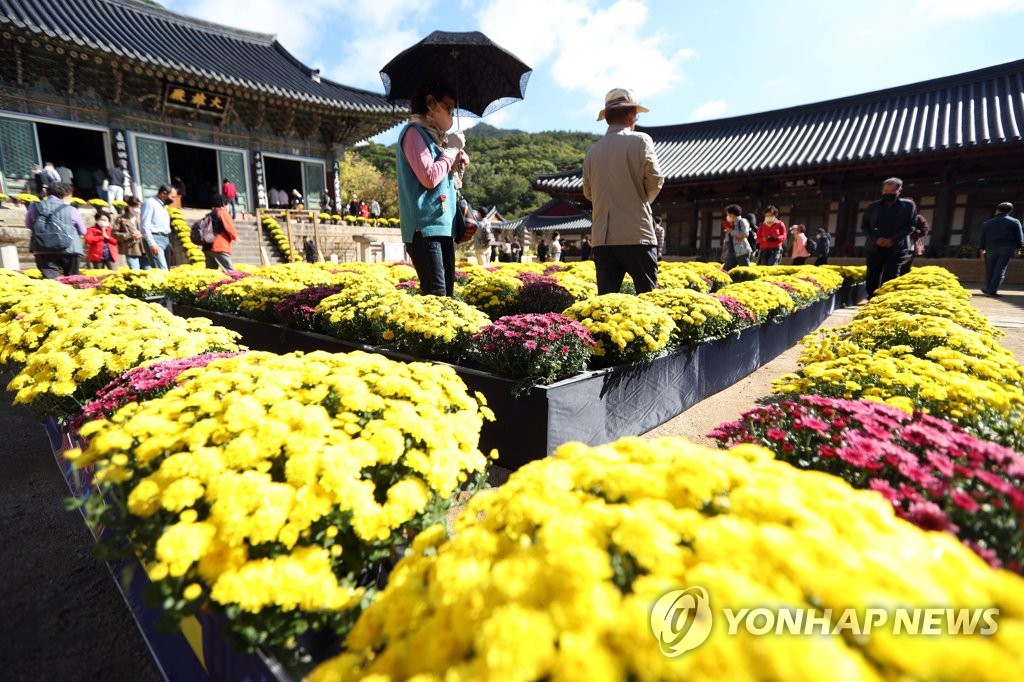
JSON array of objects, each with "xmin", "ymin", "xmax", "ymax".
[{"xmin": 451, "ymin": 47, "xmax": 462, "ymax": 131}]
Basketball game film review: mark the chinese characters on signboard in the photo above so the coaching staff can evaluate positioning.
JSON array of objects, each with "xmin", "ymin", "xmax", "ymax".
[
  {"xmin": 164, "ymin": 85, "xmax": 230, "ymax": 116},
  {"xmin": 111, "ymin": 130, "xmax": 135, "ymax": 197},
  {"xmin": 254, "ymin": 152, "xmax": 268, "ymax": 209},
  {"xmin": 331, "ymin": 167, "xmax": 342, "ymax": 214}
]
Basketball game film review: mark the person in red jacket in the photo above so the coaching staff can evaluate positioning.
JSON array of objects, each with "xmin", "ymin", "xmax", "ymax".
[
  {"xmin": 756, "ymin": 205, "xmax": 787, "ymax": 265},
  {"xmin": 206, "ymin": 194, "xmax": 238, "ymax": 271},
  {"xmin": 84, "ymin": 210, "xmax": 120, "ymax": 270},
  {"xmin": 221, "ymin": 178, "xmax": 239, "ymax": 219}
]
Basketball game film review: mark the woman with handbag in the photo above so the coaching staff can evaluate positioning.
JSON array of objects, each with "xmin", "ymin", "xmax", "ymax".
[
  {"xmin": 395, "ymin": 83, "xmax": 470, "ymax": 296},
  {"xmin": 112, "ymin": 196, "xmax": 145, "ymax": 269}
]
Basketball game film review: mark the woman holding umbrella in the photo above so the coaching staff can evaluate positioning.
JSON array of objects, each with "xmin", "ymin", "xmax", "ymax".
[{"xmin": 396, "ymin": 83, "xmax": 469, "ymax": 297}]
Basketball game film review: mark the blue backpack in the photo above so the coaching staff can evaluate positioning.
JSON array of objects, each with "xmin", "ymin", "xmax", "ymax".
[{"xmin": 29, "ymin": 201, "xmax": 76, "ymax": 253}]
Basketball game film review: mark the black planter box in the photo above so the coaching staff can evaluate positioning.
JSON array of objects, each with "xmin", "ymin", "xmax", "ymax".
[
  {"xmin": 43, "ymin": 416, "xmax": 291, "ymax": 682},
  {"xmin": 174, "ymin": 295, "xmax": 837, "ymax": 470},
  {"xmin": 697, "ymin": 327, "xmax": 759, "ymax": 397},
  {"xmin": 836, "ymin": 281, "xmax": 867, "ymax": 308}
]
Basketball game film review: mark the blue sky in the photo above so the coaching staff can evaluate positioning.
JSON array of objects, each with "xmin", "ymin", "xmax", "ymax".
[{"xmin": 165, "ymin": 0, "xmax": 1024, "ymax": 145}]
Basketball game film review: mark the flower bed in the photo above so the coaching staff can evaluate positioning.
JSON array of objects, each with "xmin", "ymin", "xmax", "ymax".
[
  {"xmin": 173, "ymin": 295, "xmax": 838, "ymax": 469},
  {"xmin": 66, "ymin": 350, "xmax": 492, "ymax": 663},
  {"xmin": 309, "ymin": 437, "xmax": 1024, "ymax": 681},
  {"xmin": 775, "ymin": 267, "xmax": 1024, "ymax": 451},
  {"xmin": 710, "ymin": 395, "xmax": 1024, "ymax": 572},
  {"xmin": 710, "ymin": 264, "xmax": 1024, "ymax": 581},
  {"xmin": 4, "ymin": 263, "xmax": 1022, "ymax": 680}
]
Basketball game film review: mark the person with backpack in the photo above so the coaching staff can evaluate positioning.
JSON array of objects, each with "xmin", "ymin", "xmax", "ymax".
[
  {"xmin": 813, "ymin": 228, "xmax": 832, "ymax": 265},
  {"xmin": 24, "ymin": 182, "xmax": 87, "ymax": 279},
  {"xmin": 723, "ymin": 204, "xmax": 752, "ymax": 271},
  {"xmin": 84, "ymin": 210, "xmax": 120, "ymax": 271},
  {"xmin": 204, "ymin": 193, "xmax": 238, "ymax": 271},
  {"xmin": 790, "ymin": 224, "xmax": 811, "ymax": 265}
]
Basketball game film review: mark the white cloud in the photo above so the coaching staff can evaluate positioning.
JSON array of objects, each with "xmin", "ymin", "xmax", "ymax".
[
  {"xmin": 913, "ymin": 0, "xmax": 1024, "ymax": 17},
  {"xmin": 477, "ymin": 0, "xmax": 695, "ymax": 116},
  {"xmin": 325, "ymin": 28, "xmax": 427, "ymax": 92},
  {"xmin": 166, "ymin": 0, "xmax": 324, "ymax": 60},
  {"xmin": 690, "ymin": 100, "xmax": 727, "ymax": 121},
  {"xmin": 332, "ymin": 0, "xmax": 427, "ymax": 30}
]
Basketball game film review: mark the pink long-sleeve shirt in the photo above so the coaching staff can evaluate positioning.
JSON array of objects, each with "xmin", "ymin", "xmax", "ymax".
[{"xmin": 401, "ymin": 129, "xmax": 456, "ymax": 189}]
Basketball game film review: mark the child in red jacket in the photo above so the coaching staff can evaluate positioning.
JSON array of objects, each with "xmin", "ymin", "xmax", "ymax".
[{"xmin": 84, "ymin": 210, "xmax": 120, "ymax": 270}]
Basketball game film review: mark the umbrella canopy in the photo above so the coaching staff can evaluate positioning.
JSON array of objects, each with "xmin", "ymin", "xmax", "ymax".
[{"xmin": 380, "ymin": 31, "xmax": 532, "ymax": 118}]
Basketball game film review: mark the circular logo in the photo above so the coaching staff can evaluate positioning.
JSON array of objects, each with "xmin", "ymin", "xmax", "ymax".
[{"xmin": 650, "ymin": 586, "xmax": 714, "ymax": 657}]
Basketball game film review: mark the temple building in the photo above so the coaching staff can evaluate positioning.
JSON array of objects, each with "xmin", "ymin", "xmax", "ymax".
[
  {"xmin": 534, "ymin": 59, "xmax": 1024, "ymax": 258},
  {"xmin": 0, "ymin": 0, "xmax": 403, "ymax": 212}
]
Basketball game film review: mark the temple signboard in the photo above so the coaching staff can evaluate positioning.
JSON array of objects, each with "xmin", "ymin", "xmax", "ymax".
[{"xmin": 164, "ymin": 84, "xmax": 230, "ymax": 116}]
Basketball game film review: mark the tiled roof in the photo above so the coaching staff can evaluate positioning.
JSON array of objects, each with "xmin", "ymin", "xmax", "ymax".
[
  {"xmin": 535, "ymin": 59, "xmax": 1024, "ymax": 193},
  {"xmin": 0, "ymin": 0, "xmax": 397, "ymax": 112},
  {"xmin": 501, "ymin": 199, "xmax": 592, "ymax": 234}
]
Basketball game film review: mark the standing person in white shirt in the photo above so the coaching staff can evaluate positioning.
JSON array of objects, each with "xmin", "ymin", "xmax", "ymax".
[
  {"xmin": 583, "ymin": 88, "xmax": 664, "ymax": 294},
  {"xmin": 550, "ymin": 232, "xmax": 563, "ymax": 262},
  {"xmin": 139, "ymin": 184, "xmax": 178, "ymax": 269}
]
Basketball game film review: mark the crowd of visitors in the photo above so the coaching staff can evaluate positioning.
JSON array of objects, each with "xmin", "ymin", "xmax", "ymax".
[{"xmin": 19, "ymin": 122, "xmax": 1020, "ymax": 290}]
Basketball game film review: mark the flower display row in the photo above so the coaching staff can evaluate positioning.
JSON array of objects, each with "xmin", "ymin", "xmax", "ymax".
[
  {"xmin": 308, "ymin": 437, "xmax": 1024, "ymax": 681},
  {"xmin": 261, "ymin": 213, "xmax": 301, "ymax": 262},
  {"xmin": 154, "ymin": 260, "xmax": 851, "ymax": 384},
  {"xmin": 262, "ymin": 211, "xmax": 398, "ymax": 228},
  {"xmin": 773, "ymin": 266, "xmax": 1024, "ymax": 451},
  {"xmin": 0, "ymin": 276, "xmax": 241, "ymax": 421},
  {"xmin": 68, "ymin": 350, "xmax": 493, "ymax": 659},
  {"xmin": 167, "ymin": 206, "xmax": 206, "ymax": 265},
  {"xmin": 0, "ymin": 269, "xmax": 494, "ymax": 664},
  {"xmin": 4, "ymin": 265, "xmax": 1022, "ymax": 678},
  {"xmin": 710, "ymin": 395, "xmax": 1024, "ymax": 572},
  {"xmin": 711, "ymin": 265, "xmax": 1024, "ymax": 575}
]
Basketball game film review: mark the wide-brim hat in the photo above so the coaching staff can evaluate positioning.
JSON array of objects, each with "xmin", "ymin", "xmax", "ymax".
[{"xmin": 597, "ymin": 87, "xmax": 650, "ymax": 121}]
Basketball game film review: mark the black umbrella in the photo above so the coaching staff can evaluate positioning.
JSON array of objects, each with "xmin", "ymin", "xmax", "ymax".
[{"xmin": 380, "ymin": 31, "xmax": 532, "ymax": 118}]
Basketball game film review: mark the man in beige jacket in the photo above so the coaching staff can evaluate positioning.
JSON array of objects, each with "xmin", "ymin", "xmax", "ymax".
[{"xmin": 583, "ymin": 88, "xmax": 665, "ymax": 294}]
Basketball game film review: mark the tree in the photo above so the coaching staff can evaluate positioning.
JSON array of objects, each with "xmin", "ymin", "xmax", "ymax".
[
  {"xmin": 337, "ymin": 150, "xmax": 397, "ymax": 218},
  {"xmin": 347, "ymin": 125, "xmax": 599, "ymax": 221},
  {"xmin": 349, "ymin": 142, "xmax": 396, "ymax": 180}
]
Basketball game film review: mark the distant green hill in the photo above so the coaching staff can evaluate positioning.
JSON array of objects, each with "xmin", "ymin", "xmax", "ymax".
[{"xmin": 350, "ymin": 125, "xmax": 597, "ymax": 219}]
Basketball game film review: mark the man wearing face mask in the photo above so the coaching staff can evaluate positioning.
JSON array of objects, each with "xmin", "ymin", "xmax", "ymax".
[
  {"xmin": 861, "ymin": 177, "xmax": 916, "ymax": 298},
  {"xmin": 396, "ymin": 83, "xmax": 469, "ymax": 296},
  {"xmin": 140, "ymin": 184, "xmax": 178, "ymax": 270}
]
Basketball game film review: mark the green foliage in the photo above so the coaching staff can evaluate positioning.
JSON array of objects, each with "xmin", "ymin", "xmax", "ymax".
[
  {"xmin": 348, "ymin": 124, "xmax": 597, "ymax": 220},
  {"xmin": 349, "ymin": 142, "xmax": 396, "ymax": 179},
  {"xmin": 337, "ymin": 150, "xmax": 398, "ymax": 219}
]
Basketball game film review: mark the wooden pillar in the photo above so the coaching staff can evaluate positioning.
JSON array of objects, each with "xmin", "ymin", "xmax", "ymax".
[
  {"xmin": 311, "ymin": 211, "xmax": 324, "ymax": 263},
  {"xmin": 930, "ymin": 167, "xmax": 957, "ymax": 255},
  {"xmin": 690, "ymin": 196, "xmax": 701, "ymax": 253},
  {"xmin": 254, "ymin": 208, "xmax": 268, "ymax": 266},
  {"xmin": 284, "ymin": 210, "xmax": 296, "ymax": 262}
]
